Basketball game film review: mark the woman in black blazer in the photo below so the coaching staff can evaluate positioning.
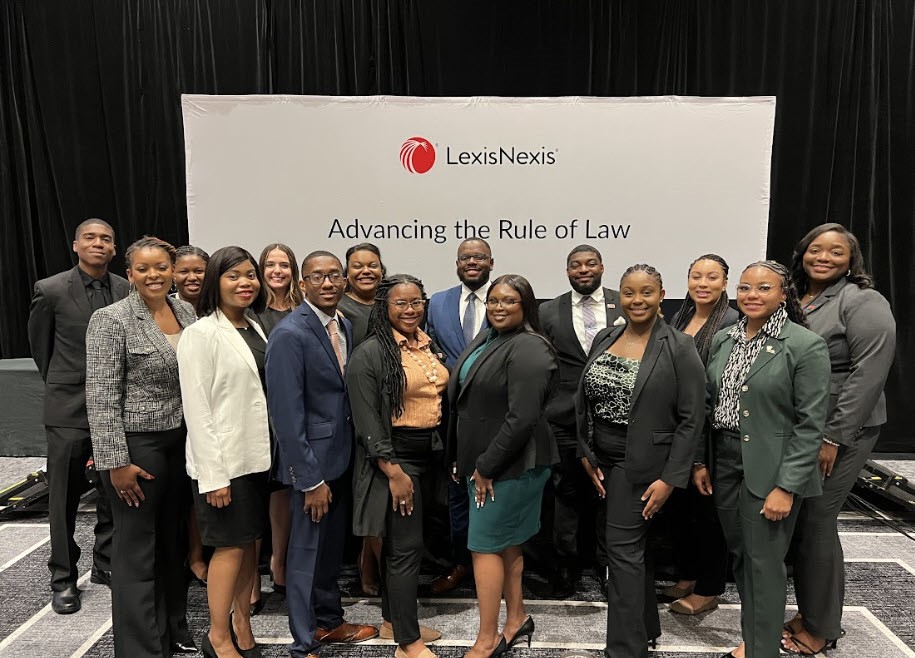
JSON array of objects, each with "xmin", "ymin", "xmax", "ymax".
[
  {"xmin": 86, "ymin": 236, "xmax": 197, "ymax": 657},
  {"xmin": 447, "ymin": 274, "xmax": 558, "ymax": 658},
  {"xmin": 664, "ymin": 254, "xmax": 740, "ymax": 615},
  {"xmin": 576, "ymin": 264, "xmax": 706, "ymax": 658}
]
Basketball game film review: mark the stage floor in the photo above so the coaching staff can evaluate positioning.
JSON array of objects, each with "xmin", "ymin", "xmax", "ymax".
[{"xmin": 1, "ymin": 458, "xmax": 913, "ymax": 658}]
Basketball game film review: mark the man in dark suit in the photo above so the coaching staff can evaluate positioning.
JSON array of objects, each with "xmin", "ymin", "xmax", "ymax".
[
  {"xmin": 27, "ymin": 218, "xmax": 129, "ymax": 614},
  {"xmin": 425, "ymin": 237, "xmax": 494, "ymax": 593},
  {"xmin": 538, "ymin": 244, "xmax": 623, "ymax": 597},
  {"xmin": 266, "ymin": 251, "xmax": 377, "ymax": 658}
]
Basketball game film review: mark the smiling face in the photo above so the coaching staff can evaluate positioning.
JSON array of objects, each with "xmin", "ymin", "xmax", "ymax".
[
  {"xmin": 301, "ymin": 255, "xmax": 345, "ymax": 314},
  {"xmin": 620, "ymin": 271, "xmax": 665, "ymax": 325},
  {"xmin": 174, "ymin": 254, "xmax": 207, "ymax": 302},
  {"xmin": 72, "ymin": 223, "xmax": 116, "ymax": 270},
  {"xmin": 802, "ymin": 230, "xmax": 852, "ymax": 288},
  {"xmin": 456, "ymin": 240, "xmax": 494, "ymax": 290},
  {"xmin": 486, "ymin": 283, "xmax": 524, "ymax": 333},
  {"xmin": 347, "ymin": 249, "xmax": 383, "ymax": 298},
  {"xmin": 126, "ymin": 247, "xmax": 174, "ymax": 304},
  {"xmin": 218, "ymin": 259, "xmax": 260, "ymax": 315},
  {"xmin": 263, "ymin": 248, "xmax": 293, "ymax": 294},
  {"xmin": 687, "ymin": 258, "xmax": 727, "ymax": 306},
  {"xmin": 567, "ymin": 251, "xmax": 604, "ymax": 295},
  {"xmin": 737, "ymin": 266, "xmax": 787, "ymax": 324},
  {"xmin": 387, "ymin": 282, "xmax": 424, "ymax": 337}
]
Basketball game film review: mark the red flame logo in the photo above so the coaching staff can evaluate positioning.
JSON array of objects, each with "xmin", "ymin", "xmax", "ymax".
[{"xmin": 400, "ymin": 137, "xmax": 436, "ymax": 174}]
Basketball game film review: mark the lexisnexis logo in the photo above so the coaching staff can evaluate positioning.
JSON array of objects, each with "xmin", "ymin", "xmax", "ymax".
[{"xmin": 399, "ymin": 137, "xmax": 558, "ymax": 174}]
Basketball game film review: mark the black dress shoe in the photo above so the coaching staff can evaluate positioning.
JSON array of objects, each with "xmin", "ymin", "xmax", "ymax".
[
  {"xmin": 553, "ymin": 566, "xmax": 577, "ymax": 599},
  {"xmin": 51, "ymin": 584, "xmax": 81, "ymax": 614},
  {"xmin": 596, "ymin": 566, "xmax": 609, "ymax": 592},
  {"xmin": 90, "ymin": 568, "xmax": 112, "ymax": 588}
]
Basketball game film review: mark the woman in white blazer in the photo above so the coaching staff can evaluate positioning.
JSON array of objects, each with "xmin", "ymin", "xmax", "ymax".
[{"xmin": 177, "ymin": 246, "xmax": 271, "ymax": 658}]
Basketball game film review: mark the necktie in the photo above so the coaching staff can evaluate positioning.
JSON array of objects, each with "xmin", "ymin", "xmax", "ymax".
[
  {"xmin": 462, "ymin": 292, "xmax": 477, "ymax": 346},
  {"xmin": 581, "ymin": 295, "xmax": 598, "ymax": 352},
  {"xmin": 88, "ymin": 280, "xmax": 105, "ymax": 312},
  {"xmin": 326, "ymin": 318, "xmax": 345, "ymax": 373}
]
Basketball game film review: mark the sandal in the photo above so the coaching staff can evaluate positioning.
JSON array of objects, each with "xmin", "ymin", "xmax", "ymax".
[{"xmin": 781, "ymin": 633, "xmax": 839, "ymax": 656}]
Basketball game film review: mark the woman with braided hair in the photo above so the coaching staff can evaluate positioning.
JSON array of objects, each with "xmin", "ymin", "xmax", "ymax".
[
  {"xmin": 347, "ymin": 274, "xmax": 449, "ymax": 658},
  {"xmin": 664, "ymin": 255, "xmax": 739, "ymax": 615},
  {"xmin": 576, "ymin": 263, "xmax": 706, "ymax": 658},
  {"xmin": 695, "ymin": 260, "xmax": 830, "ymax": 658}
]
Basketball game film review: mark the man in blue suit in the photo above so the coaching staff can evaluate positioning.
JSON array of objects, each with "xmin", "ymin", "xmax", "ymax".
[
  {"xmin": 425, "ymin": 237, "xmax": 494, "ymax": 593},
  {"xmin": 266, "ymin": 251, "xmax": 377, "ymax": 658}
]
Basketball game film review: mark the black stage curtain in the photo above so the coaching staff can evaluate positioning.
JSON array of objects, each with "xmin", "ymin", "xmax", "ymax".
[{"xmin": 2, "ymin": 1, "xmax": 913, "ymax": 450}]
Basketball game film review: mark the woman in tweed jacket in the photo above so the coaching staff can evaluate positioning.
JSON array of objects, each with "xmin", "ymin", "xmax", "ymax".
[{"xmin": 86, "ymin": 236, "xmax": 197, "ymax": 658}]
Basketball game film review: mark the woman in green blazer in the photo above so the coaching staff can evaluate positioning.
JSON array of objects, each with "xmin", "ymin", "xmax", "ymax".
[{"xmin": 692, "ymin": 261, "xmax": 830, "ymax": 658}]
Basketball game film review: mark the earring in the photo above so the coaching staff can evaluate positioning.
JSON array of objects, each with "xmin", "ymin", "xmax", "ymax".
[
  {"xmin": 778, "ymin": 301, "xmax": 787, "ymax": 309},
  {"xmin": 846, "ymin": 269, "xmax": 851, "ymax": 277}
]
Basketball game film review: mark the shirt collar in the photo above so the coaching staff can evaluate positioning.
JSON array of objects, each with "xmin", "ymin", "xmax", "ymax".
[
  {"xmin": 78, "ymin": 267, "xmax": 110, "ymax": 288},
  {"xmin": 304, "ymin": 299, "xmax": 336, "ymax": 327},
  {"xmin": 728, "ymin": 305, "xmax": 788, "ymax": 342},
  {"xmin": 571, "ymin": 287, "xmax": 605, "ymax": 305},
  {"xmin": 391, "ymin": 327, "xmax": 432, "ymax": 349},
  {"xmin": 460, "ymin": 282, "xmax": 490, "ymax": 302}
]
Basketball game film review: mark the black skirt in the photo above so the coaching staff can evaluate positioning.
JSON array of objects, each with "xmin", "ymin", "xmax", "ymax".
[{"xmin": 192, "ymin": 471, "xmax": 269, "ymax": 547}]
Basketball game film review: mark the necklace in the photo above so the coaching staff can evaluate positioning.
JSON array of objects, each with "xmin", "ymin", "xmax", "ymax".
[
  {"xmin": 402, "ymin": 343, "xmax": 441, "ymax": 384},
  {"xmin": 624, "ymin": 332, "xmax": 648, "ymax": 348}
]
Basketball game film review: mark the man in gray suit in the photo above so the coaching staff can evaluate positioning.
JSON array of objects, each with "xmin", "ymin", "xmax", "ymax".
[
  {"xmin": 27, "ymin": 218, "xmax": 129, "ymax": 614},
  {"xmin": 538, "ymin": 245, "xmax": 623, "ymax": 597}
]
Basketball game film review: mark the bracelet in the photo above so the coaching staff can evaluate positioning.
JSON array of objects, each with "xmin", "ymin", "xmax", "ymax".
[
  {"xmin": 822, "ymin": 436, "xmax": 840, "ymax": 447},
  {"xmin": 692, "ymin": 461, "xmax": 706, "ymax": 469}
]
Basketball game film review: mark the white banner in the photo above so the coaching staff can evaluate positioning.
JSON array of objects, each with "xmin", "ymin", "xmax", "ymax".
[{"xmin": 182, "ymin": 95, "xmax": 774, "ymax": 298}]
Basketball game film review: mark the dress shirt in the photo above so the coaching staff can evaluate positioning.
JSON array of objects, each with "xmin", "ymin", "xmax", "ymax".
[
  {"xmin": 571, "ymin": 287, "xmax": 608, "ymax": 354},
  {"xmin": 78, "ymin": 267, "xmax": 113, "ymax": 309},
  {"xmin": 458, "ymin": 283, "xmax": 490, "ymax": 340},
  {"xmin": 390, "ymin": 328, "xmax": 449, "ymax": 428}
]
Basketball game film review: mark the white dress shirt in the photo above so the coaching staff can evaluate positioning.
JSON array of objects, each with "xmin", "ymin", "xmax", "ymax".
[
  {"xmin": 571, "ymin": 287, "xmax": 608, "ymax": 354},
  {"xmin": 458, "ymin": 282, "xmax": 490, "ymax": 340}
]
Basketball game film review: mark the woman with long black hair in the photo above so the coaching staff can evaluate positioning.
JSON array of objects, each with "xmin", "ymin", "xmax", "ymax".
[{"xmin": 347, "ymin": 274, "xmax": 448, "ymax": 658}]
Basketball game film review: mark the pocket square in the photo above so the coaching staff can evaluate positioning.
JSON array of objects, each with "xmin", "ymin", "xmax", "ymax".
[{"xmin": 613, "ymin": 316, "xmax": 627, "ymax": 327}]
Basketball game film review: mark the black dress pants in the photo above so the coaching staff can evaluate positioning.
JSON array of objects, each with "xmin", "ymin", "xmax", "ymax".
[
  {"xmin": 665, "ymin": 480, "xmax": 727, "ymax": 596},
  {"xmin": 102, "ymin": 428, "xmax": 190, "ymax": 658},
  {"xmin": 382, "ymin": 429, "xmax": 435, "ymax": 645},
  {"xmin": 45, "ymin": 426, "xmax": 113, "ymax": 591},
  {"xmin": 552, "ymin": 429, "xmax": 607, "ymax": 571},
  {"xmin": 601, "ymin": 462, "xmax": 660, "ymax": 658}
]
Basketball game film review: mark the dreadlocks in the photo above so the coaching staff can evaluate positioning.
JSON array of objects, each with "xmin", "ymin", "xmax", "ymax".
[
  {"xmin": 743, "ymin": 260, "xmax": 809, "ymax": 327},
  {"xmin": 364, "ymin": 274, "xmax": 427, "ymax": 418},
  {"xmin": 670, "ymin": 254, "xmax": 732, "ymax": 364}
]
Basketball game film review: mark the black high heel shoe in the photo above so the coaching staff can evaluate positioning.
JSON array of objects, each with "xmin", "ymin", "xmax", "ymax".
[
  {"xmin": 200, "ymin": 632, "xmax": 217, "ymax": 658},
  {"xmin": 506, "ymin": 616, "xmax": 535, "ymax": 649},
  {"xmin": 230, "ymin": 611, "xmax": 264, "ymax": 658},
  {"xmin": 489, "ymin": 636, "xmax": 508, "ymax": 658}
]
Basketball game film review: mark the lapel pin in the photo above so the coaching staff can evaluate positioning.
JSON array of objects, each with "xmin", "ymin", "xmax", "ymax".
[
  {"xmin": 766, "ymin": 345, "xmax": 776, "ymax": 354},
  {"xmin": 607, "ymin": 303, "xmax": 616, "ymax": 309}
]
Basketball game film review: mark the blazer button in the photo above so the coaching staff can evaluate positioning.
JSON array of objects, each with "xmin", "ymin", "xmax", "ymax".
[
  {"xmin": 742, "ymin": 409, "xmax": 750, "ymax": 417},
  {"xmin": 743, "ymin": 435, "xmax": 750, "ymax": 442},
  {"xmin": 741, "ymin": 385, "xmax": 748, "ymax": 392}
]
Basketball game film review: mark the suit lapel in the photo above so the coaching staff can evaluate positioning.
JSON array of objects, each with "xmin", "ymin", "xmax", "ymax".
[
  {"xmin": 111, "ymin": 275, "xmax": 130, "ymax": 302},
  {"xmin": 302, "ymin": 306, "xmax": 344, "ymax": 382},
  {"xmin": 557, "ymin": 293, "xmax": 586, "ymax": 359},
  {"xmin": 603, "ymin": 288, "xmax": 620, "ymax": 324},
  {"xmin": 456, "ymin": 331, "xmax": 507, "ymax": 402},
  {"xmin": 744, "ymin": 333, "xmax": 784, "ymax": 383},
  {"xmin": 67, "ymin": 268, "xmax": 92, "ymax": 318},
  {"xmin": 446, "ymin": 286, "xmax": 465, "ymax": 351},
  {"xmin": 130, "ymin": 293, "xmax": 175, "ymax": 357},
  {"xmin": 803, "ymin": 278, "xmax": 846, "ymax": 315},
  {"xmin": 215, "ymin": 311, "xmax": 261, "ymax": 378},
  {"xmin": 629, "ymin": 323, "xmax": 666, "ymax": 409}
]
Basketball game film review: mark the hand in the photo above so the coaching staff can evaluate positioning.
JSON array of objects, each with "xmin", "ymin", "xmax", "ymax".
[
  {"xmin": 450, "ymin": 461, "xmax": 460, "ymax": 484},
  {"xmin": 692, "ymin": 465, "xmax": 713, "ymax": 496},
  {"xmin": 641, "ymin": 479, "xmax": 674, "ymax": 520},
  {"xmin": 470, "ymin": 469, "xmax": 494, "ymax": 508},
  {"xmin": 110, "ymin": 464, "xmax": 155, "ymax": 507},
  {"xmin": 761, "ymin": 487, "xmax": 794, "ymax": 521},
  {"xmin": 303, "ymin": 483, "xmax": 333, "ymax": 523},
  {"xmin": 580, "ymin": 458, "xmax": 606, "ymax": 498},
  {"xmin": 206, "ymin": 486, "xmax": 231, "ymax": 508},
  {"xmin": 388, "ymin": 469, "xmax": 415, "ymax": 516},
  {"xmin": 819, "ymin": 442, "xmax": 839, "ymax": 478}
]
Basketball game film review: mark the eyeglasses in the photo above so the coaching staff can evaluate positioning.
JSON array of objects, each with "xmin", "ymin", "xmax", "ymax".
[
  {"xmin": 736, "ymin": 283, "xmax": 780, "ymax": 294},
  {"xmin": 389, "ymin": 300, "xmax": 426, "ymax": 311},
  {"xmin": 303, "ymin": 272, "xmax": 345, "ymax": 285},
  {"xmin": 485, "ymin": 298, "xmax": 520, "ymax": 308},
  {"xmin": 458, "ymin": 253, "xmax": 490, "ymax": 263}
]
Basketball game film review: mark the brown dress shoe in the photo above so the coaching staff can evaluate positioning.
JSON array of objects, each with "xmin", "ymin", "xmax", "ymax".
[
  {"xmin": 315, "ymin": 622, "xmax": 379, "ymax": 643},
  {"xmin": 429, "ymin": 564, "xmax": 468, "ymax": 595},
  {"xmin": 379, "ymin": 620, "xmax": 442, "ymax": 642}
]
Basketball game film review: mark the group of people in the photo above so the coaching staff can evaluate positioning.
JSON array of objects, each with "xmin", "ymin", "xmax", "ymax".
[{"xmin": 27, "ymin": 218, "xmax": 896, "ymax": 658}]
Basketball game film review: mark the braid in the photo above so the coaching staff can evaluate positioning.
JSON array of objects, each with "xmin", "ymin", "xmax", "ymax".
[
  {"xmin": 620, "ymin": 263, "xmax": 663, "ymax": 288},
  {"xmin": 364, "ymin": 274, "xmax": 427, "ymax": 418},
  {"xmin": 671, "ymin": 254, "xmax": 731, "ymax": 363},
  {"xmin": 744, "ymin": 260, "xmax": 809, "ymax": 328}
]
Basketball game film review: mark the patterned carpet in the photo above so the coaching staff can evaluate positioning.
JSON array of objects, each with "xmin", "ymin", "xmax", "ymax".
[{"xmin": 1, "ymin": 456, "xmax": 914, "ymax": 658}]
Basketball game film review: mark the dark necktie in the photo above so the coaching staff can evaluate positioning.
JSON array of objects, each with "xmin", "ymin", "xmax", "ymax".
[{"xmin": 88, "ymin": 280, "xmax": 105, "ymax": 312}]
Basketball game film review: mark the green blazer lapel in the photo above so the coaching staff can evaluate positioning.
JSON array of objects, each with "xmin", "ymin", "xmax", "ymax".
[
  {"xmin": 707, "ymin": 332, "xmax": 734, "ymax": 411},
  {"xmin": 743, "ymin": 335, "xmax": 783, "ymax": 383}
]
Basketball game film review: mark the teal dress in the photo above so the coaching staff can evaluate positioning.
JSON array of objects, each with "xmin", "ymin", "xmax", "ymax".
[{"xmin": 459, "ymin": 332, "xmax": 551, "ymax": 554}]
